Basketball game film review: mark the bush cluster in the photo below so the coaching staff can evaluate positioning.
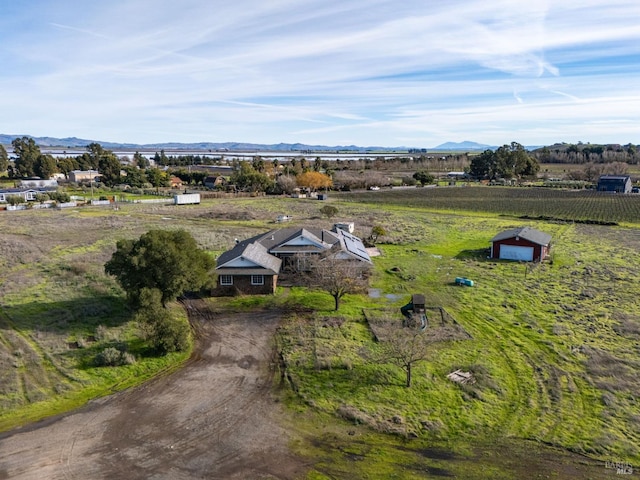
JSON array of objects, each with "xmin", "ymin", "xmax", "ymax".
[{"xmin": 94, "ymin": 347, "xmax": 136, "ymax": 367}]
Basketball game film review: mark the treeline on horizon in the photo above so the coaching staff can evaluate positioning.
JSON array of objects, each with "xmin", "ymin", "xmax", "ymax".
[
  {"xmin": 530, "ymin": 142, "xmax": 639, "ymax": 164},
  {"xmin": 115, "ymin": 142, "xmax": 640, "ymax": 169},
  {"xmin": 4, "ymin": 137, "xmax": 640, "ymax": 185}
]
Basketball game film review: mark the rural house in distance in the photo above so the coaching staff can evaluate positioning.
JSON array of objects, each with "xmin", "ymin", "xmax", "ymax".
[
  {"xmin": 215, "ymin": 225, "xmax": 372, "ymax": 294},
  {"xmin": 596, "ymin": 175, "xmax": 632, "ymax": 193},
  {"xmin": 0, "ymin": 186, "xmax": 57, "ymax": 203},
  {"xmin": 490, "ymin": 226, "xmax": 552, "ymax": 262}
]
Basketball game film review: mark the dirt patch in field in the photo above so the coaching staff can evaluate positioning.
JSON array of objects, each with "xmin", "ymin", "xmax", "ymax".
[
  {"xmin": 199, "ymin": 209, "xmax": 258, "ymax": 221},
  {"xmin": 0, "ymin": 300, "xmax": 309, "ymax": 479}
]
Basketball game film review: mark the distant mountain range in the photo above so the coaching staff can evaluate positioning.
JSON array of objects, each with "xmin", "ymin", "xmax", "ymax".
[
  {"xmin": 0, "ymin": 134, "xmax": 542, "ymax": 152},
  {"xmin": 0, "ymin": 134, "xmax": 402, "ymax": 152},
  {"xmin": 432, "ymin": 141, "xmax": 494, "ymax": 150}
]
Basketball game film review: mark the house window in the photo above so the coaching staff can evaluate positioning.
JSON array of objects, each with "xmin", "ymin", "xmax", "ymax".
[
  {"xmin": 220, "ymin": 275, "xmax": 233, "ymax": 286},
  {"xmin": 251, "ymin": 275, "xmax": 264, "ymax": 285}
]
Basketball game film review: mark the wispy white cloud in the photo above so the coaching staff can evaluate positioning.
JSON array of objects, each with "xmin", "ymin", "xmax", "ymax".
[{"xmin": 1, "ymin": 0, "xmax": 639, "ymax": 146}]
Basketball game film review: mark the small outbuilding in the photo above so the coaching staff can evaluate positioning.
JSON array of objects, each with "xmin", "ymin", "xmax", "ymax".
[
  {"xmin": 597, "ymin": 175, "xmax": 632, "ymax": 193},
  {"xmin": 490, "ymin": 226, "xmax": 551, "ymax": 262}
]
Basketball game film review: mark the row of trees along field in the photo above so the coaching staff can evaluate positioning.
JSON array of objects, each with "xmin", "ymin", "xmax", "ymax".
[
  {"xmin": 531, "ymin": 142, "xmax": 639, "ymax": 164},
  {"xmin": 7, "ymin": 137, "xmax": 172, "ymax": 189},
  {"xmin": 4, "ymin": 138, "xmax": 338, "ymax": 194},
  {"xmin": 8, "ymin": 137, "xmax": 123, "ymax": 184},
  {"xmin": 5, "ymin": 138, "xmax": 640, "ymax": 194}
]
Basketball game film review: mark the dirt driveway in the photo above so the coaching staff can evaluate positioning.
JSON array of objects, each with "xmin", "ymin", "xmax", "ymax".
[{"xmin": 0, "ymin": 300, "xmax": 308, "ymax": 479}]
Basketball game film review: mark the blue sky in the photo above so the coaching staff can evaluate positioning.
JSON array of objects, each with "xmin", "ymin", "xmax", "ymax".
[{"xmin": 1, "ymin": 0, "xmax": 639, "ymax": 147}]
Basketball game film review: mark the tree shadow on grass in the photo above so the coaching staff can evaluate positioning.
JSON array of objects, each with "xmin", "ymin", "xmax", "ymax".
[
  {"xmin": 455, "ymin": 248, "xmax": 490, "ymax": 261},
  {"xmin": 0, "ymin": 294, "xmax": 131, "ymax": 337}
]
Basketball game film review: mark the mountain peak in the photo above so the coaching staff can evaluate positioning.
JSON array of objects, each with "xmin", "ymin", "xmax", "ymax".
[{"xmin": 432, "ymin": 141, "xmax": 492, "ymax": 150}]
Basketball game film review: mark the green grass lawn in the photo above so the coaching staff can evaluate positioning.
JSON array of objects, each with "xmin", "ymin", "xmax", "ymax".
[{"xmin": 271, "ymin": 197, "xmax": 640, "ymax": 473}]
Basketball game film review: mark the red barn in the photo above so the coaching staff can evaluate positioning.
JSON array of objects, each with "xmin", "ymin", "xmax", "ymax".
[{"xmin": 490, "ymin": 227, "xmax": 551, "ymax": 262}]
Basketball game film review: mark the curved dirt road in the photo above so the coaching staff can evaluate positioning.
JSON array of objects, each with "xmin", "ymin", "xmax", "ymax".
[{"xmin": 0, "ymin": 301, "xmax": 308, "ymax": 479}]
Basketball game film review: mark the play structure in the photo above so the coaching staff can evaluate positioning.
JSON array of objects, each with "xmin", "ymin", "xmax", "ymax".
[{"xmin": 400, "ymin": 294, "xmax": 428, "ymax": 330}]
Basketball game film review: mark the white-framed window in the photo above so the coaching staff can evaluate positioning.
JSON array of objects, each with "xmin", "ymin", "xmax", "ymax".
[
  {"xmin": 251, "ymin": 275, "xmax": 264, "ymax": 285},
  {"xmin": 220, "ymin": 275, "xmax": 233, "ymax": 286}
]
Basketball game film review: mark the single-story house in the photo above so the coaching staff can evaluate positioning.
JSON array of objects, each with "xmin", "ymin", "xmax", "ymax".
[
  {"xmin": 597, "ymin": 175, "xmax": 632, "ymax": 193},
  {"xmin": 169, "ymin": 176, "xmax": 183, "ymax": 188},
  {"xmin": 215, "ymin": 225, "xmax": 372, "ymax": 294},
  {"xmin": 0, "ymin": 187, "xmax": 57, "ymax": 203},
  {"xmin": 203, "ymin": 175, "xmax": 228, "ymax": 189},
  {"xmin": 490, "ymin": 226, "xmax": 551, "ymax": 262}
]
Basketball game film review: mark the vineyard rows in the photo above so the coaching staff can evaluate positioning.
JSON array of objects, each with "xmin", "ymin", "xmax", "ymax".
[{"xmin": 343, "ymin": 187, "xmax": 640, "ymax": 224}]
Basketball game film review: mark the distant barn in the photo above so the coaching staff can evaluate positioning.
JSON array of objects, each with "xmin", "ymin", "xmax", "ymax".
[
  {"xmin": 490, "ymin": 227, "xmax": 551, "ymax": 262},
  {"xmin": 597, "ymin": 175, "xmax": 632, "ymax": 193}
]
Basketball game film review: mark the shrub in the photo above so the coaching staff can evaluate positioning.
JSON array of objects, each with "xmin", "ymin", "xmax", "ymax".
[
  {"xmin": 148, "ymin": 316, "xmax": 191, "ymax": 355},
  {"xmin": 95, "ymin": 324, "xmax": 110, "ymax": 342},
  {"xmin": 95, "ymin": 347, "xmax": 124, "ymax": 367},
  {"xmin": 135, "ymin": 289, "xmax": 192, "ymax": 355}
]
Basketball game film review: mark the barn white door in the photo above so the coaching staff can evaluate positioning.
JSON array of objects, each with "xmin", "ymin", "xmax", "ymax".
[{"xmin": 500, "ymin": 245, "xmax": 534, "ymax": 261}]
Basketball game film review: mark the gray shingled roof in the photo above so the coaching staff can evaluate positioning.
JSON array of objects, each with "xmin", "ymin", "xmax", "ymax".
[
  {"xmin": 216, "ymin": 239, "xmax": 282, "ymax": 274},
  {"xmin": 490, "ymin": 226, "xmax": 551, "ymax": 246},
  {"xmin": 215, "ymin": 231, "xmax": 267, "ymax": 267},
  {"xmin": 267, "ymin": 228, "xmax": 340, "ymax": 254},
  {"xmin": 216, "ymin": 226, "xmax": 370, "ymax": 275}
]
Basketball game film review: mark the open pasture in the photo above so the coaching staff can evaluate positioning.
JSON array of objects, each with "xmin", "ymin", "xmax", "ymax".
[{"xmin": 270, "ymin": 192, "xmax": 640, "ymax": 475}]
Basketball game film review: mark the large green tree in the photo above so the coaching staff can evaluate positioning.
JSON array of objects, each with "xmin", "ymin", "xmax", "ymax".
[
  {"xmin": 122, "ymin": 165, "xmax": 147, "ymax": 188},
  {"xmin": 133, "ymin": 151, "xmax": 150, "ymax": 169},
  {"xmin": 146, "ymin": 167, "xmax": 169, "ymax": 192},
  {"xmin": 105, "ymin": 229, "xmax": 215, "ymax": 307},
  {"xmin": 57, "ymin": 157, "xmax": 78, "ymax": 178},
  {"xmin": 231, "ymin": 161, "xmax": 274, "ymax": 192},
  {"xmin": 468, "ymin": 149, "xmax": 495, "ymax": 179},
  {"xmin": 412, "ymin": 170, "xmax": 435, "ymax": 186},
  {"xmin": 84, "ymin": 143, "xmax": 121, "ymax": 186},
  {"xmin": 0, "ymin": 144, "xmax": 8, "ymax": 174},
  {"xmin": 35, "ymin": 154, "xmax": 58, "ymax": 179},
  {"xmin": 468, "ymin": 142, "xmax": 539, "ymax": 180},
  {"xmin": 12, "ymin": 137, "xmax": 41, "ymax": 177}
]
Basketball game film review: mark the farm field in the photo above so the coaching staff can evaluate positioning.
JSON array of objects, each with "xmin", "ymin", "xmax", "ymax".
[
  {"xmin": 0, "ymin": 190, "xmax": 639, "ymax": 478},
  {"xmin": 340, "ymin": 185, "xmax": 640, "ymax": 224}
]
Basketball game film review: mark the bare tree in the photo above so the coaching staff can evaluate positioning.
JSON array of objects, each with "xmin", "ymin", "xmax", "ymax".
[
  {"xmin": 276, "ymin": 175, "xmax": 297, "ymax": 194},
  {"xmin": 604, "ymin": 162, "xmax": 629, "ymax": 175},
  {"xmin": 373, "ymin": 319, "xmax": 449, "ymax": 387},
  {"xmin": 582, "ymin": 163, "xmax": 604, "ymax": 182},
  {"xmin": 307, "ymin": 256, "xmax": 370, "ymax": 311}
]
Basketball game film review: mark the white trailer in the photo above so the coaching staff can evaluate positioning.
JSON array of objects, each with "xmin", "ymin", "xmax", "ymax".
[{"xmin": 174, "ymin": 193, "xmax": 201, "ymax": 205}]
